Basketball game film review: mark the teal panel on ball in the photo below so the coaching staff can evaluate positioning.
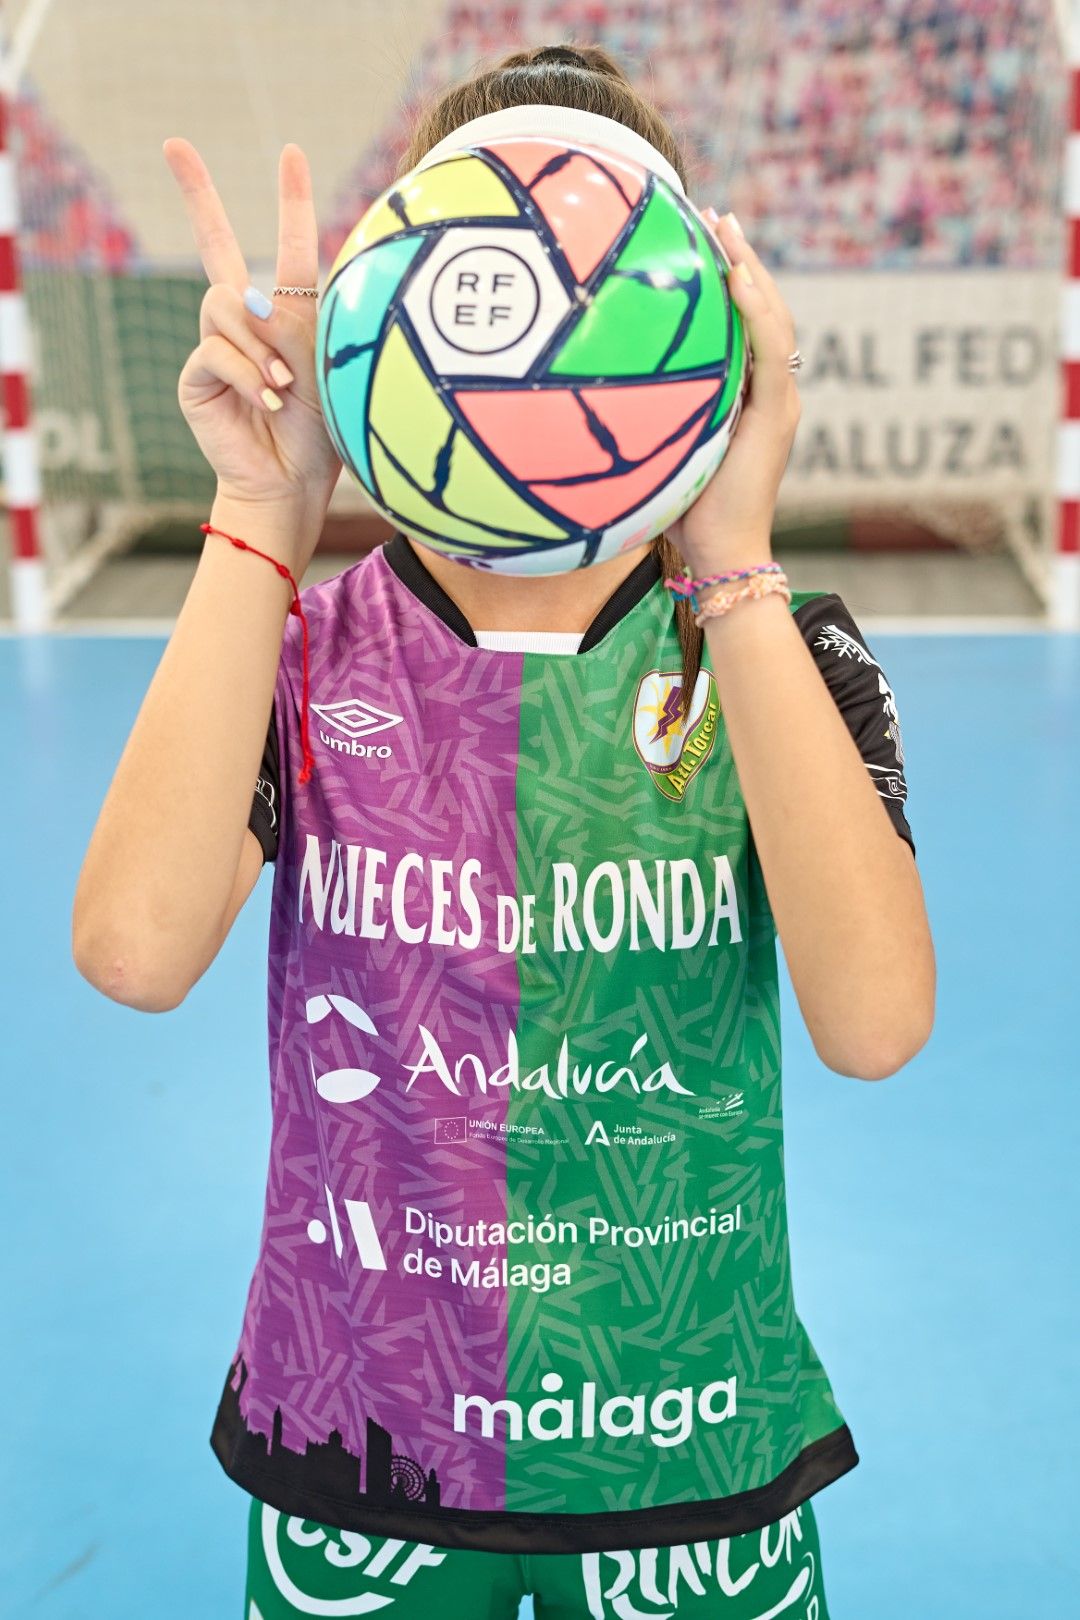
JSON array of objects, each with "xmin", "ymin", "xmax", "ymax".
[
  {"xmin": 322, "ymin": 350, "xmax": 376, "ymax": 489},
  {"xmin": 317, "ymin": 233, "xmax": 426, "ymax": 494}
]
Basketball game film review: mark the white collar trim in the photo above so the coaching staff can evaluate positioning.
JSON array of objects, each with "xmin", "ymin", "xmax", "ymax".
[{"xmin": 473, "ymin": 627, "xmax": 584, "ymax": 654}]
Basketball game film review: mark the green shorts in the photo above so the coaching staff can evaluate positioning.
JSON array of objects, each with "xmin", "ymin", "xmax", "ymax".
[{"xmin": 245, "ymin": 1492, "xmax": 832, "ymax": 1619}]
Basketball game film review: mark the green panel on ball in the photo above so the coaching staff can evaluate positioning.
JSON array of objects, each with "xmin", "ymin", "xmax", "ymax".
[
  {"xmin": 711, "ymin": 283, "xmax": 748, "ymax": 428},
  {"xmin": 548, "ymin": 182, "xmax": 712, "ymax": 379},
  {"xmin": 664, "ymin": 214, "xmax": 732, "ymax": 373},
  {"xmin": 548, "ymin": 274, "xmax": 686, "ymax": 377},
  {"xmin": 610, "ymin": 180, "xmax": 697, "ymax": 276}
]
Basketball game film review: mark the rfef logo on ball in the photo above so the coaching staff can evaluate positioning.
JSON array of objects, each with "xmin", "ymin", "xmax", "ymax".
[{"xmin": 632, "ymin": 668, "xmax": 719, "ymax": 800}]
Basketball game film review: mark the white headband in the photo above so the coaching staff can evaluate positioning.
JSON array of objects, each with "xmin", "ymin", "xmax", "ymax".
[{"xmin": 412, "ymin": 102, "xmax": 686, "ymax": 199}]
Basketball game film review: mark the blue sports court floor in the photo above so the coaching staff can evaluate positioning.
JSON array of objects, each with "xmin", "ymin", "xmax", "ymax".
[{"xmin": 2, "ymin": 626, "xmax": 1077, "ymax": 1619}]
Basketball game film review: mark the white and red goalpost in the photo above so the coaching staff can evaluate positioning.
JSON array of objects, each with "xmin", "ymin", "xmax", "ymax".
[
  {"xmin": 0, "ymin": 80, "xmax": 46, "ymax": 630},
  {"xmin": 1, "ymin": 0, "xmax": 1079, "ymax": 629},
  {"xmin": 0, "ymin": 0, "xmax": 50, "ymax": 630},
  {"xmin": 1054, "ymin": 2, "xmax": 1080, "ymax": 627}
]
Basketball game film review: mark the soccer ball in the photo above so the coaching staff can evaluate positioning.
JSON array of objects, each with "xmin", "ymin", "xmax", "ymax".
[{"xmin": 315, "ymin": 133, "xmax": 751, "ymax": 574}]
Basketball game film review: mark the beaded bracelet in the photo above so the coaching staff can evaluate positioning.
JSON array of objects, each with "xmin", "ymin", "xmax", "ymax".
[
  {"xmin": 665, "ymin": 562, "xmax": 784, "ymax": 615},
  {"xmin": 693, "ymin": 570, "xmax": 791, "ymax": 628}
]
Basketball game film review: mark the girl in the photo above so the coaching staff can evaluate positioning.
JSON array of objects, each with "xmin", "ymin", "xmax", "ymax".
[{"xmin": 73, "ymin": 40, "xmax": 935, "ymax": 1620}]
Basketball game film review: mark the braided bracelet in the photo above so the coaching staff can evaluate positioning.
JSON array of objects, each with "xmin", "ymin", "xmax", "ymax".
[
  {"xmin": 665, "ymin": 562, "xmax": 784, "ymax": 615},
  {"xmin": 200, "ymin": 522, "xmax": 316, "ymax": 785},
  {"xmin": 693, "ymin": 570, "xmax": 792, "ymax": 628}
]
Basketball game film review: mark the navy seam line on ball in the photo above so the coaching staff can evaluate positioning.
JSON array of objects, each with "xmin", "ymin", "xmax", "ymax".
[
  {"xmin": 322, "ymin": 156, "xmax": 739, "ymax": 542},
  {"xmin": 526, "ymin": 145, "xmax": 637, "ymax": 213},
  {"xmin": 519, "ymin": 172, "xmax": 658, "ymax": 381},
  {"xmin": 367, "ymin": 421, "xmax": 573, "ymax": 545},
  {"xmin": 532, "ymin": 392, "xmax": 722, "ymax": 488},
  {"xmin": 482, "ymin": 143, "xmax": 650, "ymax": 299},
  {"xmin": 653, "ymin": 206, "xmax": 706, "ymax": 374},
  {"xmin": 475, "ymin": 146, "xmax": 593, "ymax": 304}
]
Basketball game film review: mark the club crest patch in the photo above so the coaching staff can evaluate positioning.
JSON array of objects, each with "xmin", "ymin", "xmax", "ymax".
[{"xmin": 632, "ymin": 668, "xmax": 720, "ymax": 800}]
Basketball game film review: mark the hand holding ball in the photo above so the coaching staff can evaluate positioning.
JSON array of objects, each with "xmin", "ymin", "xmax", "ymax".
[{"xmin": 314, "ymin": 105, "xmax": 751, "ymax": 575}]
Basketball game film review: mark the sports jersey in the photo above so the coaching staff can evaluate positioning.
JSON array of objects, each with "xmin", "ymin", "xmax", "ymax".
[{"xmin": 211, "ymin": 532, "xmax": 914, "ymax": 1556}]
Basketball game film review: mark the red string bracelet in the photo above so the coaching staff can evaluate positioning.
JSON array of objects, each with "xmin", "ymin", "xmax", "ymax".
[{"xmin": 200, "ymin": 522, "xmax": 315, "ymax": 785}]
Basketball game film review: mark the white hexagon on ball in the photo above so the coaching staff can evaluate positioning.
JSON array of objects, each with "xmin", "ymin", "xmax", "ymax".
[{"xmin": 401, "ymin": 225, "xmax": 573, "ymax": 379}]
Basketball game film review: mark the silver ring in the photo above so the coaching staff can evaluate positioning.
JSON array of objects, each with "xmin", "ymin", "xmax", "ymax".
[
  {"xmin": 787, "ymin": 349, "xmax": 803, "ymax": 373},
  {"xmin": 273, "ymin": 285, "xmax": 319, "ymax": 296}
]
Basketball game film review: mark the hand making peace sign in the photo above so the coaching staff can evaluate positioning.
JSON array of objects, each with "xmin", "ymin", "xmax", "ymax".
[{"xmin": 163, "ymin": 139, "xmax": 342, "ymax": 525}]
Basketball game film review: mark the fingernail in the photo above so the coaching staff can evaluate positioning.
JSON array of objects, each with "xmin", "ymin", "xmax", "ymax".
[
  {"xmin": 726, "ymin": 211, "xmax": 744, "ymax": 238},
  {"xmin": 268, "ymin": 358, "xmax": 294, "ymax": 387},
  {"xmin": 244, "ymin": 284, "xmax": 274, "ymax": 319},
  {"xmin": 736, "ymin": 261, "xmax": 754, "ymax": 287},
  {"xmin": 703, "ymin": 205, "xmax": 719, "ymax": 224},
  {"xmin": 260, "ymin": 387, "xmax": 284, "ymax": 411}
]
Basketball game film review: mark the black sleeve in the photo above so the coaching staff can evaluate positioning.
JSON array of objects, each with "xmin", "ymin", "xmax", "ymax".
[
  {"xmin": 247, "ymin": 696, "xmax": 280, "ymax": 865},
  {"xmin": 791, "ymin": 592, "xmax": 916, "ymax": 858}
]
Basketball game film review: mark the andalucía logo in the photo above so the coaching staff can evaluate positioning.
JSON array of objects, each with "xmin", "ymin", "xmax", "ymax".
[
  {"xmin": 632, "ymin": 669, "xmax": 720, "ymax": 801},
  {"xmin": 311, "ymin": 695, "xmax": 404, "ymax": 759}
]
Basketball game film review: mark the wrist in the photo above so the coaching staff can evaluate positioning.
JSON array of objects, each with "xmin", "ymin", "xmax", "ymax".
[
  {"xmin": 698, "ymin": 580, "xmax": 793, "ymax": 646},
  {"xmin": 665, "ymin": 543, "xmax": 782, "ymax": 617},
  {"xmin": 677, "ymin": 533, "xmax": 775, "ymax": 578},
  {"xmin": 209, "ymin": 488, "xmax": 327, "ymax": 564}
]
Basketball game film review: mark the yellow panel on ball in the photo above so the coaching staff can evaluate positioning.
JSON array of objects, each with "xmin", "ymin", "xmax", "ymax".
[
  {"xmin": 371, "ymin": 438, "xmax": 536, "ymax": 552},
  {"xmin": 440, "ymin": 430, "xmax": 566, "ymax": 540},
  {"xmin": 327, "ymin": 156, "xmax": 521, "ymax": 283},
  {"xmin": 367, "ymin": 324, "xmax": 566, "ymax": 544},
  {"xmin": 367, "ymin": 325, "xmax": 454, "ymax": 488}
]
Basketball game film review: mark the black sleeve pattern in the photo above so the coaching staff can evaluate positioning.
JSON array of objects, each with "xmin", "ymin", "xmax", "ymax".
[
  {"xmin": 791, "ymin": 592, "xmax": 916, "ymax": 857},
  {"xmin": 247, "ymin": 697, "xmax": 281, "ymax": 865}
]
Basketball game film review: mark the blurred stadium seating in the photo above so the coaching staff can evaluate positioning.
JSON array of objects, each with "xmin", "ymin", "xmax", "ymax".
[{"xmin": 0, "ymin": 0, "xmax": 1068, "ymax": 621}]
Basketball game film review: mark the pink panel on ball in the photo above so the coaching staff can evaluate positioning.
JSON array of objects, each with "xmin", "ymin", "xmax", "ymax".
[
  {"xmin": 580, "ymin": 378, "xmax": 719, "ymax": 463},
  {"xmin": 532, "ymin": 166, "xmax": 630, "ymax": 282},
  {"xmin": 485, "ymin": 141, "xmax": 645, "ymax": 284},
  {"xmin": 453, "ymin": 389, "xmax": 613, "ymax": 480},
  {"xmin": 528, "ymin": 416, "xmax": 704, "ymax": 529},
  {"xmin": 486, "ymin": 139, "xmax": 646, "ymax": 199},
  {"xmin": 485, "ymin": 139, "xmax": 581, "ymax": 189}
]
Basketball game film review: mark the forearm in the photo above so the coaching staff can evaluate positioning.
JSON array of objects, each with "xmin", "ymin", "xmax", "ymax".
[
  {"xmin": 703, "ymin": 580, "xmax": 935, "ymax": 1078},
  {"xmin": 72, "ymin": 490, "xmax": 322, "ymax": 1008}
]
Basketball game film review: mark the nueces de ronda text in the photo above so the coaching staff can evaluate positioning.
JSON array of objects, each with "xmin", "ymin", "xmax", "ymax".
[{"xmin": 299, "ymin": 836, "xmax": 746, "ymax": 954}]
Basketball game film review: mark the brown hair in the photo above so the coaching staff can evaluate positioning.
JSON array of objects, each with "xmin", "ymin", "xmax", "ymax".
[{"xmin": 396, "ymin": 41, "xmax": 703, "ymax": 717}]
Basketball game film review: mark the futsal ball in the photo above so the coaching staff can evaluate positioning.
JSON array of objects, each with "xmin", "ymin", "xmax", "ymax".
[{"xmin": 315, "ymin": 134, "xmax": 751, "ymax": 574}]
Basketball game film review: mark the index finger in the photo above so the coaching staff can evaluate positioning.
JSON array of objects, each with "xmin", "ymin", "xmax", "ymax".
[
  {"xmin": 162, "ymin": 137, "xmax": 249, "ymax": 291},
  {"xmin": 709, "ymin": 211, "xmax": 795, "ymax": 346},
  {"xmin": 275, "ymin": 144, "xmax": 320, "ymax": 298}
]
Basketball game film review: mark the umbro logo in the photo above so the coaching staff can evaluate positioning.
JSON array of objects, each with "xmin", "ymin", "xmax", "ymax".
[
  {"xmin": 311, "ymin": 696, "xmax": 404, "ymax": 759},
  {"xmin": 311, "ymin": 697, "xmax": 403, "ymax": 739}
]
